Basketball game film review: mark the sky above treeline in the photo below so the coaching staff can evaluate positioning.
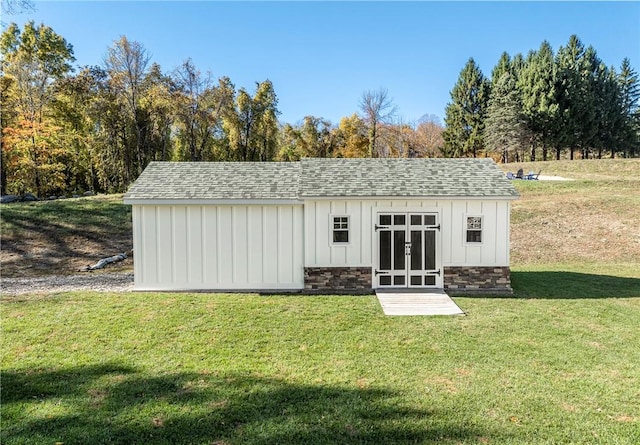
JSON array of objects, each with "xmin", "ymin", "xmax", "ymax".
[{"xmin": 8, "ymin": 1, "xmax": 640, "ymax": 125}]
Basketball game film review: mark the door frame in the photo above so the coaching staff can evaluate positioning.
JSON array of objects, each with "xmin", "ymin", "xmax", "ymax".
[{"xmin": 372, "ymin": 208, "xmax": 442, "ymax": 289}]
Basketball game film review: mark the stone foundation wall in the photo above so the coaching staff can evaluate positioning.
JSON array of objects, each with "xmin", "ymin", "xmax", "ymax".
[
  {"xmin": 304, "ymin": 267, "xmax": 372, "ymax": 293},
  {"xmin": 444, "ymin": 266, "xmax": 513, "ymax": 295}
]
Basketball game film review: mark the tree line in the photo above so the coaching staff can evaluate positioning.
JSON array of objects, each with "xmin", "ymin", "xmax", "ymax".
[
  {"xmin": 443, "ymin": 36, "xmax": 639, "ymax": 162},
  {"xmin": 1, "ymin": 23, "xmax": 638, "ymax": 198},
  {"xmin": 0, "ymin": 22, "xmax": 445, "ymax": 197}
]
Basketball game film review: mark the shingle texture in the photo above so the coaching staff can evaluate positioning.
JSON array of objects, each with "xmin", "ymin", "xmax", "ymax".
[
  {"xmin": 123, "ymin": 162, "xmax": 300, "ymax": 200},
  {"xmin": 124, "ymin": 158, "xmax": 519, "ymax": 201},
  {"xmin": 300, "ymin": 158, "xmax": 518, "ymax": 198}
]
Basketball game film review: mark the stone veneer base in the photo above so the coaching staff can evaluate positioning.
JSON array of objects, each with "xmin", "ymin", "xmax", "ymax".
[
  {"xmin": 444, "ymin": 266, "xmax": 513, "ymax": 296},
  {"xmin": 302, "ymin": 266, "xmax": 513, "ymax": 296},
  {"xmin": 304, "ymin": 267, "xmax": 373, "ymax": 294}
]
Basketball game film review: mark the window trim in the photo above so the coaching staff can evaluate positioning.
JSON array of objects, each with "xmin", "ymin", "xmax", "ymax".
[
  {"xmin": 464, "ymin": 215, "xmax": 483, "ymax": 244},
  {"xmin": 330, "ymin": 214, "xmax": 351, "ymax": 245}
]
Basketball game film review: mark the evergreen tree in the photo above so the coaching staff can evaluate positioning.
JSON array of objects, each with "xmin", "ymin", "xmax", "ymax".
[
  {"xmin": 518, "ymin": 41, "xmax": 558, "ymax": 160},
  {"xmin": 618, "ymin": 58, "xmax": 640, "ymax": 157},
  {"xmin": 555, "ymin": 35, "xmax": 600, "ymax": 159},
  {"xmin": 591, "ymin": 64, "xmax": 624, "ymax": 158},
  {"xmin": 442, "ymin": 58, "xmax": 490, "ymax": 157},
  {"xmin": 491, "ymin": 52, "xmax": 512, "ymax": 88},
  {"xmin": 485, "ymin": 72, "xmax": 528, "ymax": 162}
]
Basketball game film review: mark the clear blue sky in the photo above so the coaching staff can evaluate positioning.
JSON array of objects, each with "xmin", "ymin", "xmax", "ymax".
[{"xmin": 8, "ymin": 1, "xmax": 640, "ymax": 125}]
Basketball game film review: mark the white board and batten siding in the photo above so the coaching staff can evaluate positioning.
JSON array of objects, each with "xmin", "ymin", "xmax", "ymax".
[
  {"xmin": 132, "ymin": 204, "xmax": 304, "ymax": 291},
  {"xmin": 304, "ymin": 199, "xmax": 511, "ymax": 269}
]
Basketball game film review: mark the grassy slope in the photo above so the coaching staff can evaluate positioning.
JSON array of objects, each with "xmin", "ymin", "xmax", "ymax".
[
  {"xmin": 0, "ymin": 194, "xmax": 132, "ymax": 277},
  {"xmin": 506, "ymin": 159, "xmax": 640, "ymax": 273}
]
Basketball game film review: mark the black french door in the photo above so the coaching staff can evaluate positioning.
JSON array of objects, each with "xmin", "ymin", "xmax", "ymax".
[{"xmin": 376, "ymin": 212, "xmax": 440, "ymax": 288}]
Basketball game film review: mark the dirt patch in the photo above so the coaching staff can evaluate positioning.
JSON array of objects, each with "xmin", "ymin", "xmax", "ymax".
[
  {"xmin": 1, "ymin": 195, "xmax": 132, "ymax": 278},
  {"xmin": 1, "ymin": 233, "xmax": 133, "ymax": 277}
]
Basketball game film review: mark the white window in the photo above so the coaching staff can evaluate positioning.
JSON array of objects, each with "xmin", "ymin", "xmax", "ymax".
[
  {"xmin": 466, "ymin": 216, "xmax": 483, "ymax": 243},
  {"xmin": 331, "ymin": 215, "xmax": 350, "ymax": 244}
]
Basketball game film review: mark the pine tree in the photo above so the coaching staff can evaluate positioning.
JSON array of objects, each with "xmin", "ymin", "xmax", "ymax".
[
  {"xmin": 442, "ymin": 58, "xmax": 490, "ymax": 157},
  {"xmin": 518, "ymin": 41, "xmax": 558, "ymax": 160},
  {"xmin": 485, "ymin": 72, "xmax": 528, "ymax": 162},
  {"xmin": 618, "ymin": 58, "xmax": 640, "ymax": 157},
  {"xmin": 555, "ymin": 36, "xmax": 601, "ymax": 159},
  {"xmin": 491, "ymin": 52, "xmax": 512, "ymax": 88}
]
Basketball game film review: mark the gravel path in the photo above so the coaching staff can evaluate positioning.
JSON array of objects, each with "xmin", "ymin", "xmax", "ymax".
[{"xmin": 1, "ymin": 272, "xmax": 134, "ymax": 296}]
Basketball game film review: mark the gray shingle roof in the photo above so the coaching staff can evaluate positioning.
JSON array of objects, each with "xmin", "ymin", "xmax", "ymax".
[
  {"xmin": 123, "ymin": 161, "xmax": 300, "ymax": 201},
  {"xmin": 300, "ymin": 158, "xmax": 519, "ymax": 198},
  {"xmin": 124, "ymin": 158, "xmax": 519, "ymax": 202}
]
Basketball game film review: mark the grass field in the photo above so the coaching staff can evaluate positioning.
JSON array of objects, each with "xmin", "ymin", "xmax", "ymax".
[
  {"xmin": 2, "ymin": 158, "xmax": 640, "ymax": 444},
  {"xmin": 2, "ymin": 292, "xmax": 639, "ymax": 444}
]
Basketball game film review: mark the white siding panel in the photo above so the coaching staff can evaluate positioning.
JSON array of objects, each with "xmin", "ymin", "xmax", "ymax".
[
  {"xmin": 347, "ymin": 201, "xmax": 362, "ymax": 265},
  {"xmin": 134, "ymin": 204, "xmax": 303, "ymax": 290},
  {"xmin": 278, "ymin": 206, "xmax": 293, "ymax": 283},
  {"xmin": 449, "ymin": 201, "xmax": 467, "ymax": 265},
  {"xmin": 203, "ymin": 207, "xmax": 218, "ymax": 284},
  {"xmin": 132, "ymin": 206, "xmax": 143, "ymax": 285},
  {"xmin": 141, "ymin": 206, "xmax": 158, "ymax": 284},
  {"xmin": 481, "ymin": 201, "xmax": 497, "ymax": 265},
  {"xmin": 173, "ymin": 206, "xmax": 188, "ymax": 284},
  {"xmin": 304, "ymin": 202, "xmax": 317, "ymax": 266},
  {"xmin": 187, "ymin": 207, "xmax": 203, "ymax": 284},
  {"xmin": 248, "ymin": 206, "xmax": 264, "ymax": 284},
  {"xmin": 157, "ymin": 206, "xmax": 173, "ymax": 284},
  {"xmin": 263, "ymin": 206, "xmax": 279, "ymax": 284},
  {"xmin": 218, "ymin": 207, "xmax": 233, "ymax": 285},
  {"xmin": 315, "ymin": 201, "xmax": 331, "ymax": 265},
  {"xmin": 292, "ymin": 205, "xmax": 304, "ymax": 284},
  {"xmin": 233, "ymin": 206, "xmax": 248, "ymax": 285},
  {"xmin": 303, "ymin": 198, "xmax": 512, "ymax": 270},
  {"xmin": 440, "ymin": 201, "xmax": 453, "ymax": 265}
]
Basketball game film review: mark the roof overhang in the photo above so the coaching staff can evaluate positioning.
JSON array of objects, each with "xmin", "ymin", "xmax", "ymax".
[
  {"xmin": 300, "ymin": 195, "xmax": 519, "ymax": 201},
  {"xmin": 123, "ymin": 198, "xmax": 304, "ymax": 206}
]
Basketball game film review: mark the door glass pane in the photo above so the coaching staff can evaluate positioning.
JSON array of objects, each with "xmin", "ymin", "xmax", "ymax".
[
  {"xmin": 380, "ymin": 231, "xmax": 391, "ymax": 270},
  {"xmin": 380, "ymin": 214, "xmax": 391, "ymax": 226},
  {"xmin": 410, "ymin": 230, "xmax": 422, "ymax": 270},
  {"xmin": 393, "ymin": 230, "xmax": 405, "ymax": 270},
  {"xmin": 380, "ymin": 275, "xmax": 392, "ymax": 286},
  {"xmin": 410, "ymin": 215, "xmax": 422, "ymax": 225},
  {"xmin": 393, "ymin": 215, "xmax": 406, "ymax": 225},
  {"xmin": 394, "ymin": 275, "xmax": 405, "ymax": 285},
  {"xmin": 424, "ymin": 230, "xmax": 436, "ymax": 270},
  {"xmin": 410, "ymin": 275, "xmax": 422, "ymax": 285},
  {"xmin": 425, "ymin": 275, "xmax": 436, "ymax": 286},
  {"xmin": 424, "ymin": 215, "xmax": 436, "ymax": 226}
]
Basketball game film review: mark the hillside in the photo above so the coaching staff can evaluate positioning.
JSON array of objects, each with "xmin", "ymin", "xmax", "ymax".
[
  {"xmin": 1, "ymin": 159, "xmax": 639, "ymax": 278},
  {"xmin": 504, "ymin": 159, "xmax": 640, "ymax": 272},
  {"xmin": 1, "ymin": 195, "xmax": 132, "ymax": 277}
]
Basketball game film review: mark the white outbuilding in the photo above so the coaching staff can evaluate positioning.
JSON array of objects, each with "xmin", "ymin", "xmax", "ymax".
[{"xmin": 123, "ymin": 158, "xmax": 519, "ymax": 294}]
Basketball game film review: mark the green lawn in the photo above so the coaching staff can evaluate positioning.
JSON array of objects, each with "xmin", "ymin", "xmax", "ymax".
[
  {"xmin": 3, "ymin": 159, "xmax": 639, "ymax": 443},
  {"xmin": 3, "ymin": 278, "xmax": 639, "ymax": 444}
]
